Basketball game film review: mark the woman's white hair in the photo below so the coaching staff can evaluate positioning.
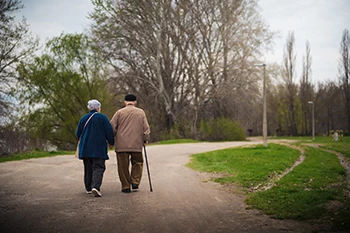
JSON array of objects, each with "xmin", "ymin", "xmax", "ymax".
[{"xmin": 87, "ymin": 99, "xmax": 101, "ymax": 111}]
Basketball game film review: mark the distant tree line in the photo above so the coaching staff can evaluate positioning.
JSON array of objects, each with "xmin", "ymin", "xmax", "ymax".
[
  {"xmin": 0, "ymin": 0, "xmax": 349, "ymax": 154},
  {"xmin": 272, "ymin": 30, "xmax": 350, "ymax": 137}
]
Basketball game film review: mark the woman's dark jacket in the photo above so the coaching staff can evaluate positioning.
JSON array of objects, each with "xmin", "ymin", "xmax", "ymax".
[{"xmin": 76, "ymin": 110, "xmax": 114, "ymax": 160}]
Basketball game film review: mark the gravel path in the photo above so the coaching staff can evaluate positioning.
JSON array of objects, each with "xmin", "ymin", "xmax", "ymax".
[{"xmin": 0, "ymin": 140, "xmax": 326, "ymax": 233}]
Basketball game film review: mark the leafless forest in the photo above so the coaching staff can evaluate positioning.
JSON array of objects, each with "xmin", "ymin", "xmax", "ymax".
[{"xmin": 1, "ymin": 0, "xmax": 349, "ymax": 154}]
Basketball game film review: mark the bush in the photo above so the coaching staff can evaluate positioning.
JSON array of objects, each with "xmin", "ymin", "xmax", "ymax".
[{"xmin": 199, "ymin": 118, "xmax": 246, "ymax": 141}]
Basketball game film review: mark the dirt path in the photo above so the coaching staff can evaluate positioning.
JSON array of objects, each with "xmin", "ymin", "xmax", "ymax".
[
  {"xmin": 250, "ymin": 143, "xmax": 306, "ymax": 192},
  {"xmin": 0, "ymin": 140, "xmax": 327, "ymax": 233}
]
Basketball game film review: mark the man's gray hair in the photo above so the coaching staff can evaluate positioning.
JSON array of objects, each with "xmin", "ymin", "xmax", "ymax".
[{"xmin": 87, "ymin": 99, "xmax": 101, "ymax": 110}]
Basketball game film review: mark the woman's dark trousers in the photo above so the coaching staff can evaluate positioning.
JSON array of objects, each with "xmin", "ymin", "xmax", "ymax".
[{"xmin": 83, "ymin": 158, "xmax": 106, "ymax": 191}]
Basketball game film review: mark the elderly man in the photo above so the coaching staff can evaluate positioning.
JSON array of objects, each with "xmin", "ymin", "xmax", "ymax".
[
  {"xmin": 76, "ymin": 99, "xmax": 114, "ymax": 197},
  {"xmin": 110, "ymin": 94, "xmax": 151, "ymax": 193}
]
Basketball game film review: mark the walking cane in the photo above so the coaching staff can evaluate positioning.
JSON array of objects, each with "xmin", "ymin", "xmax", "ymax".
[{"xmin": 143, "ymin": 145, "xmax": 153, "ymax": 192}]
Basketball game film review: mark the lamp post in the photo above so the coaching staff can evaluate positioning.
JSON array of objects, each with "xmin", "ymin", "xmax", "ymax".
[
  {"xmin": 308, "ymin": 101, "xmax": 315, "ymax": 141},
  {"xmin": 256, "ymin": 64, "xmax": 268, "ymax": 147}
]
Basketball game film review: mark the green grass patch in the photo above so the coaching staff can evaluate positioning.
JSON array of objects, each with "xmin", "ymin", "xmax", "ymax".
[
  {"xmin": 187, "ymin": 142, "xmax": 350, "ymax": 230},
  {"xmin": 187, "ymin": 143, "xmax": 300, "ymax": 189},
  {"xmin": 273, "ymin": 135, "xmax": 350, "ymax": 159},
  {"xmin": 272, "ymin": 135, "xmax": 348, "ymax": 144},
  {"xmin": 153, "ymin": 138, "xmax": 201, "ymax": 145},
  {"xmin": 0, "ymin": 149, "xmax": 73, "ymax": 163},
  {"xmin": 319, "ymin": 137, "xmax": 350, "ymax": 159},
  {"xmin": 278, "ymin": 135, "xmax": 350, "ymax": 159},
  {"xmin": 246, "ymin": 147, "xmax": 347, "ymax": 221}
]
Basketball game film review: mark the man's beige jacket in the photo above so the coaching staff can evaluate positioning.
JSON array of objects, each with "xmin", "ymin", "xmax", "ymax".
[{"xmin": 110, "ymin": 105, "xmax": 150, "ymax": 153}]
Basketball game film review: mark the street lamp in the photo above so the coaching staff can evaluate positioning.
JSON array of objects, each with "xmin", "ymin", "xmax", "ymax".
[
  {"xmin": 308, "ymin": 101, "xmax": 315, "ymax": 141},
  {"xmin": 256, "ymin": 64, "xmax": 268, "ymax": 147}
]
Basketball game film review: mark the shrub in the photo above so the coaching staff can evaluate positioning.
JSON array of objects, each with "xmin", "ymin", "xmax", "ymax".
[{"xmin": 199, "ymin": 118, "xmax": 246, "ymax": 141}]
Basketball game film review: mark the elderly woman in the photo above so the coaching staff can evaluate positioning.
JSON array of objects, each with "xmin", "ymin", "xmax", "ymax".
[{"xmin": 76, "ymin": 99, "xmax": 114, "ymax": 197}]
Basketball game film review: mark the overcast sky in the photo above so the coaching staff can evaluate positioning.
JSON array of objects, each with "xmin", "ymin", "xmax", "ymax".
[
  {"xmin": 18, "ymin": 0, "xmax": 350, "ymax": 84},
  {"xmin": 259, "ymin": 0, "xmax": 349, "ymax": 85}
]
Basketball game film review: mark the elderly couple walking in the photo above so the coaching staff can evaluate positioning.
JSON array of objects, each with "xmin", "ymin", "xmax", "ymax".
[{"xmin": 75, "ymin": 94, "xmax": 151, "ymax": 197}]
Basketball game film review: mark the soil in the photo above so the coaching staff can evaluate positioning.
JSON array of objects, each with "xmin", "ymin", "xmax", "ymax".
[{"xmin": 0, "ymin": 140, "xmax": 345, "ymax": 233}]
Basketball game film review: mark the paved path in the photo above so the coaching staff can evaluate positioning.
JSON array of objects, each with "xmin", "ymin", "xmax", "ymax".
[{"xmin": 0, "ymin": 140, "xmax": 320, "ymax": 233}]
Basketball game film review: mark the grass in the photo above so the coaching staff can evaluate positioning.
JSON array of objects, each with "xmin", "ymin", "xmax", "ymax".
[
  {"xmin": 273, "ymin": 135, "xmax": 350, "ymax": 159},
  {"xmin": 319, "ymin": 137, "xmax": 350, "ymax": 159},
  {"xmin": 0, "ymin": 149, "xmax": 73, "ymax": 163},
  {"xmin": 272, "ymin": 135, "xmax": 347, "ymax": 143},
  {"xmin": 187, "ymin": 138, "xmax": 350, "ymax": 231},
  {"xmin": 246, "ymin": 147, "xmax": 346, "ymax": 220},
  {"xmin": 187, "ymin": 143, "xmax": 300, "ymax": 189}
]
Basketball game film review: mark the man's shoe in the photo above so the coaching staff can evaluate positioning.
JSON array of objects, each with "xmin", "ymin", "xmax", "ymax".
[
  {"xmin": 131, "ymin": 183, "xmax": 139, "ymax": 190},
  {"xmin": 86, "ymin": 190, "xmax": 92, "ymax": 194},
  {"xmin": 121, "ymin": 188, "xmax": 131, "ymax": 193},
  {"xmin": 92, "ymin": 188, "xmax": 102, "ymax": 197}
]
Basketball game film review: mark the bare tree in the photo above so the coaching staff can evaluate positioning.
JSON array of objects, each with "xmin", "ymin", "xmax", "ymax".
[
  {"xmin": 316, "ymin": 81, "xmax": 345, "ymax": 134},
  {"xmin": 339, "ymin": 29, "xmax": 350, "ymax": 133},
  {"xmin": 0, "ymin": 0, "xmax": 38, "ymax": 154},
  {"xmin": 0, "ymin": 0, "xmax": 38, "ymax": 121},
  {"xmin": 299, "ymin": 41, "xmax": 314, "ymax": 135},
  {"xmin": 264, "ymin": 63, "xmax": 284, "ymax": 136},
  {"xmin": 89, "ymin": 0, "xmax": 273, "ymax": 139},
  {"xmin": 90, "ymin": 0, "xmax": 182, "ymax": 131},
  {"xmin": 282, "ymin": 31, "xmax": 298, "ymax": 135}
]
